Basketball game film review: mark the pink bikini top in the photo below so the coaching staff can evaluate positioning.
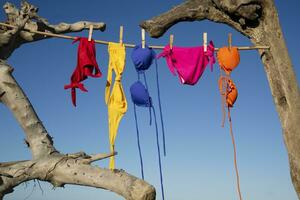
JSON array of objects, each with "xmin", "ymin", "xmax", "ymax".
[{"xmin": 157, "ymin": 41, "xmax": 215, "ymax": 85}]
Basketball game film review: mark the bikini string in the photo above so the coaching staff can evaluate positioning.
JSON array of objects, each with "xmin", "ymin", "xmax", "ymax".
[
  {"xmin": 227, "ymin": 106, "xmax": 243, "ymax": 200},
  {"xmin": 133, "ymin": 104, "xmax": 145, "ymax": 180},
  {"xmin": 152, "ymin": 106, "xmax": 165, "ymax": 200},
  {"xmin": 142, "ymin": 72, "xmax": 152, "ymax": 125},
  {"xmin": 155, "ymin": 58, "xmax": 167, "ymax": 156},
  {"xmin": 220, "ymin": 76, "xmax": 227, "ymax": 127},
  {"xmin": 219, "ymin": 66, "xmax": 227, "ymax": 127}
]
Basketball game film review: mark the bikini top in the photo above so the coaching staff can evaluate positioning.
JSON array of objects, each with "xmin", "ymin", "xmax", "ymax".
[
  {"xmin": 217, "ymin": 46, "xmax": 240, "ymax": 108},
  {"xmin": 217, "ymin": 46, "xmax": 240, "ymax": 75},
  {"xmin": 130, "ymin": 80, "xmax": 152, "ymax": 107},
  {"xmin": 131, "ymin": 44, "xmax": 156, "ymax": 71},
  {"xmin": 130, "ymin": 44, "xmax": 156, "ymax": 107},
  {"xmin": 130, "ymin": 44, "xmax": 166, "ymax": 200},
  {"xmin": 64, "ymin": 37, "xmax": 102, "ymax": 106},
  {"xmin": 217, "ymin": 46, "xmax": 240, "ymax": 126}
]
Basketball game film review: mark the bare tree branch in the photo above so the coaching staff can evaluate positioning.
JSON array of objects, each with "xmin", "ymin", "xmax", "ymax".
[
  {"xmin": 0, "ymin": 60, "xmax": 58, "ymax": 159},
  {"xmin": 140, "ymin": 0, "xmax": 261, "ymax": 38},
  {"xmin": 80, "ymin": 152, "xmax": 118, "ymax": 165},
  {"xmin": 0, "ymin": 1, "xmax": 156, "ymax": 199},
  {"xmin": 0, "ymin": 1, "xmax": 106, "ymax": 60},
  {"xmin": 141, "ymin": 0, "xmax": 300, "ymax": 198},
  {"xmin": 0, "ymin": 60, "xmax": 155, "ymax": 200},
  {"xmin": 0, "ymin": 155, "xmax": 155, "ymax": 200}
]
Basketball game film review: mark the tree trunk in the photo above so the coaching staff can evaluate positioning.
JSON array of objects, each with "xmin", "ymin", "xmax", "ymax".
[
  {"xmin": 255, "ymin": 1, "xmax": 300, "ymax": 196},
  {"xmin": 141, "ymin": 0, "xmax": 300, "ymax": 198}
]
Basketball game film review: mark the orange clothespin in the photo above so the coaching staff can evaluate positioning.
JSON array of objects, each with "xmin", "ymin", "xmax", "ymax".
[
  {"xmin": 119, "ymin": 26, "xmax": 123, "ymax": 44},
  {"xmin": 141, "ymin": 28, "xmax": 145, "ymax": 49},
  {"xmin": 203, "ymin": 32, "xmax": 207, "ymax": 52},
  {"xmin": 88, "ymin": 25, "xmax": 93, "ymax": 42},
  {"xmin": 170, "ymin": 34, "xmax": 174, "ymax": 49}
]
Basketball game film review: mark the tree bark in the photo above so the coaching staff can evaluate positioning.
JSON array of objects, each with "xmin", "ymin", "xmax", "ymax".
[
  {"xmin": 141, "ymin": 0, "xmax": 300, "ymax": 198},
  {"xmin": 0, "ymin": 60, "xmax": 155, "ymax": 200},
  {"xmin": 0, "ymin": 1, "xmax": 155, "ymax": 199}
]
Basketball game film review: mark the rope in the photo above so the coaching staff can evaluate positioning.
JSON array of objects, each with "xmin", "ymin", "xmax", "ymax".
[
  {"xmin": 227, "ymin": 106, "xmax": 243, "ymax": 200},
  {"xmin": 0, "ymin": 22, "xmax": 270, "ymax": 50}
]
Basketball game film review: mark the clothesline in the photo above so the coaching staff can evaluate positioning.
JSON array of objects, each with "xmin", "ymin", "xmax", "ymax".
[{"xmin": 0, "ymin": 22, "xmax": 270, "ymax": 50}]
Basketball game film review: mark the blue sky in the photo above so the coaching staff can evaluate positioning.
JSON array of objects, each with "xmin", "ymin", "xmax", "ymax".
[{"xmin": 0, "ymin": 0, "xmax": 299, "ymax": 200}]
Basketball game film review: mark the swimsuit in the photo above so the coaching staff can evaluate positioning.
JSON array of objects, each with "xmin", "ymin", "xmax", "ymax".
[
  {"xmin": 157, "ymin": 41, "xmax": 215, "ymax": 85},
  {"xmin": 130, "ymin": 44, "xmax": 166, "ymax": 200},
  {"xmin": 217, "ymin": 46, "xmax": 240, "ymax": 75},
  {"xmin": 64, "ymin": 37, "xmax": 102, "ymax": 106},
  {"xmin": 217, "ymin": 46, "xmax": 243, "ymax": 200},
  {"xmin": 106, "ymin": 42, "xmax": 127, "ymax": 170}
]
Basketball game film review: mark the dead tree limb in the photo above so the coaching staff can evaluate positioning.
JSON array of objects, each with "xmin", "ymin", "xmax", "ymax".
[
  {"xmin": 0, "ymin": 1, "xmax": 155, "ymax": 200},
  {"xmin": 141, "ymin": 0, "xmax": 300, "ymax": 198},
  {"xmin": 0, "ymin": 1, "xmax": 106, "ymax": 60}
]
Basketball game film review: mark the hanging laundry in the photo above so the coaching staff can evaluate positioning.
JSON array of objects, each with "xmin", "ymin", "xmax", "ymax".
[
  {"xmin": 157, "ymin": 41, "xmax": 215, "ymax": 85},
  {"xmin": 131, "ymin": 44, "xmax": 166, "ymax": 156},
  {"xmin": 219, "ymin": 76, "xmax": 238, "ymax": 108},
  {"xmin": 217, "ymin": 46, "xmax": 243, "ymax": 200},
  {"xmin": 217, "ymin": 46, "xmax": 240, "ymax": 75},
  {"xmin": 64, "ymin": 37, "xmax": 102, "ymax": 106},
  {"xmin": 106, "ymin": 42, "xmax": 127, "ymax": 170},
  {"xmin": 217, "ymin": 46, "xmax": 240, "ymax": 126},
  {"xmin": 130, "ymin": 44, "xmax": 166, "ymax": 200}
]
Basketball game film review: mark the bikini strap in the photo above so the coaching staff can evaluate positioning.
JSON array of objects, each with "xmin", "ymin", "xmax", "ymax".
[
  {"xmin": 157, "ymin": 45, "xmax": 176, "ymax": 76},
  {"xmin": 205, "ymin": 41, "xmax": 216, "ymax": 72},
  {"xmin": 64, "ymin": 82, "xmax": 88, "ymax": 107},
  {"xmin": 155, "ymin": 58, "xmax": 167, "ymax": 156},
  {"xmin": 133, "ymin": 104, "xmax": 145, "ymax": 180},
  {"xmin": 151, "ymin": 106, "xmax": 165, "ymax": 200},
  {"xmin": 72, "ymin": 37, "xmax": 81, "ymax": 44}
]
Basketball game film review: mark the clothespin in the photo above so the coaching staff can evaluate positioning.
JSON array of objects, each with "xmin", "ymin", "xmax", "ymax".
[
  {"xmin": 203, "ymin": 32, "xmax": 207, "ymax": 52},
  {"xmin": 228, "ymin": 33, "xmax": 232, "ymax": 51},
  {"xmin": 119, "ymin": 26, "xmax": 123, "ymax": 44},
  {"xmin": 170, "ymin": 34, "xmax": 174, "ymax": 50},
  {"xmin": 88, "ymin": 25, "xmax": 93, "ymax": 42},
  {"xmin": 141, "ymin": 28, "xmax": 145, "ymax": 49}
]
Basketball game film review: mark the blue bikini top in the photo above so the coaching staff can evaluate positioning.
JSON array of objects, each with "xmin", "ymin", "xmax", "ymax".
[
  {"xmin": 130, "ymin": 44, "xmax": 155, "ymax": 108},
  {"xmin": 130, "ymin": 44, "xmax": 166, "ymax": 200}
]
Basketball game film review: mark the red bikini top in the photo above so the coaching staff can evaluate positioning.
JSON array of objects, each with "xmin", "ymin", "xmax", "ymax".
[{"xmin": 64, "ymin": 37, "xmax": 102, "ymax": 106}]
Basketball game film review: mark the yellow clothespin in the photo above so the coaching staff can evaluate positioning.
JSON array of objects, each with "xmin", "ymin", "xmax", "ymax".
[
  {"xmin": 228, "ymin": 33, "xmax": 232, "ymax": 51},
  {"xmin": 141, "ymin": 28, "xmax": 145, "ymax": 49},
  {"xmin": 88, "ymin": 25, "xmax": 93, "ymax": 42},
  {"xmin": 119, "ymin": 26, "xmax": 123, "ymax": 45},
  {"xmin": 170, "ymin": 34, "xmax": 174, "ymax": 49},
  {"xmin": 203, "ymin": 32, "xmax": 207, "ymax": 52}
]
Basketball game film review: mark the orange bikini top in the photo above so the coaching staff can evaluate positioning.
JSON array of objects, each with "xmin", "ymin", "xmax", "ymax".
[
  {"xmin": 218, "ymin": 76, "xmax": 238, "ymax": 108},
  {"xmin": 217, "ymin": 46, "xmax": 240, "ymax": 75}
]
